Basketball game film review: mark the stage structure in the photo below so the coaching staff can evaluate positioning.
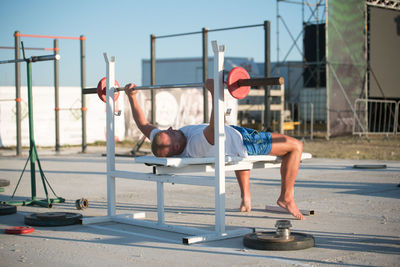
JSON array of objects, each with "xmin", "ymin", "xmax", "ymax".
[{"xmin": 276, "ymin": 0, "xmax": 400, "ymax": 138}]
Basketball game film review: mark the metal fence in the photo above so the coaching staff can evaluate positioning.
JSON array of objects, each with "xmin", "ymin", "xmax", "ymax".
[
  {"xmin": 353, "ymin": 98, "xmax": 399, "ymax": 135},
  {"xmin": 284, "ymin": 102, "xmax": 314, "ymax": 139},
  {"xmin": 237, "ymin": 96, "xmax": 316, "ymax": 139}
]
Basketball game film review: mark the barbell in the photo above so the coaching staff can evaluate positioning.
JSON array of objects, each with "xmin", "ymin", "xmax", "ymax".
[{"xmin": 82, "ymin": 66, "xmax": 284, "ymax": 103}]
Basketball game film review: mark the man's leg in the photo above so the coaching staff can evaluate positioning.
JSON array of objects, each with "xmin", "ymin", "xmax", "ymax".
[
  {"xmin": 268, "ymin": 133, "xmax": 305, "ymax": 220},
  {"xmin": 235, "ymin": 170, "xmax": 251, "ymax": 212}
]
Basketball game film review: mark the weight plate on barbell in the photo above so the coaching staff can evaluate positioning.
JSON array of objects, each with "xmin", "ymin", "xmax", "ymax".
[
  {"xmin": 243, "ymin": 231, "xmax": 315, "ymax": 251},
  {"xmin": 0, "ymin": 204, "xmax": 17, "ymax": 216},
  {"xmin": 25, "ymin": 212, "xmax": 82, "ymax": 227},
  {"xmin": 227, "ymin": 67, "xmax": 251, "ymax": 100},
  {"xmin": 97, "ymin": 77, "xmax": 120, "ymax": 103}
]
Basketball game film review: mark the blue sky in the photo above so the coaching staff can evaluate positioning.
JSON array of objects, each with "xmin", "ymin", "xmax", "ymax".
[{"xmin": 0, "ymin": 0, "xmax": 308, "ymax": 87}]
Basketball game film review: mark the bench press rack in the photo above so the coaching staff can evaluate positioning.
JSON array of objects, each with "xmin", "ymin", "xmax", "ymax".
[{"xmin": 82, "ymin": 41, "xmax": 311, "ymax": 244}]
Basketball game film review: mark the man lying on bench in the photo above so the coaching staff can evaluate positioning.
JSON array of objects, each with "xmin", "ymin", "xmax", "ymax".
[{"xmin": 124, "ymin": 79, "xmax": 306, "ymax": 220}]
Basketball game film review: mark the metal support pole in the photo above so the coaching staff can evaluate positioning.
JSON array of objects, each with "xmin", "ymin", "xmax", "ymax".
[
  {"xmin": 54, "ymin": 39, "xmax": 60, "ymax": 152},
  {"xmin": 5, "ymin": 53, "xmax": 64, "ymax": 207},
  {"xmin": 264, "ymin": 20, "xmax": 271, "ymax": 130},
  {"xmin": 310, "ymin": 102, "xmax": 314, "ymax": 140},
  {"xmin": 157, "ymin": 181, "xmax": 165, "ymax": 224},
  {"xmin": 104, "ymin": 53, "xmax": 117, "ymax": 216},
  {"xmin": 26, "ymin": 61, "xmax": 36, "ymax": 200},
  {"xmin": 202, "ymin": 28, "xmax": 209, "ymax": 123},
  {"xmin": 212, "ymin": 41, "xmax": 226, "ymax": 234},
  {"xmin": 150, "ymin": 34, "xmax": 156, "ymax": 124},
  {"xmin": 80, "ymin": 35, "xmax": 87, "ymax": 152},
  {"xmin": 14, "ymin": 31, "xmax": 21, "ymax": 156}
]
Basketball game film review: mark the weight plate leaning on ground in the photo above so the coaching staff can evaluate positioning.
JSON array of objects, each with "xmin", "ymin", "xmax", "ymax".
[
  {"xmin": 5, "ymin": 226, "xmax": 35, "ymax": 235},
  {"xmin": 0, "ymin": 179, "xmax": 10, "ymax": 187},
  {"xmin": 0, "ymin": 204, "xmax": 17, "ymax": 216},
  {"xmin": 243, "ymin": 231, "xmax": 315, "ymax": 251},
  {"xmin": 353, "ymin": 164, "xmax": 387, "ymax": 169},
  {"xmin": 24, "ymin": 212, "xmax": 82, "ymax": 226}
]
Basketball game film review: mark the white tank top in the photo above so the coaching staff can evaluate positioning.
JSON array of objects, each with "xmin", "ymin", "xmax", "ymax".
[{"xmin": 149, "ymin": 124, "xmax": 247, "ymax": 158}]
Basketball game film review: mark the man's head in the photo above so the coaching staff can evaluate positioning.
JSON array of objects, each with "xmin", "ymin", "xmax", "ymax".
[{"xmin": 151, "ymin": 127, "xmax": 187, "ymax": 157}]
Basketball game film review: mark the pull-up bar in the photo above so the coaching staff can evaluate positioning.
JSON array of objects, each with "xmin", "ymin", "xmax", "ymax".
[
  {"xmin": 0, "ymin": 46, "xmax": 59, "ymax": 51},
  {"xmin": 14, "ymin": 32, "xmax": 85, "ymax": 40},
  {"xmin": 155, "ymin": 23, "xmax": 264, "ymax": 39},
  {"xmin": 12, "ymin": 31, "xmax": 87, "ymax": 155},
  {"xmin": 149, "ymin": 21, "xmax": 271, "ymax": 128}
]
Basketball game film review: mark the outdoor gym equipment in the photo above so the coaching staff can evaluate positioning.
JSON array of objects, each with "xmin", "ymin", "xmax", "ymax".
[
  {"xmin": 243, "ymin": 220, "xmax": 315, "ymax": 250},
  {"xmin": 0, "ymin": 43, "xmax": 65, "ymax": 208},
  {"xmin": 82, "ymin": 66, "xmax": 284, "ymax": 102}
]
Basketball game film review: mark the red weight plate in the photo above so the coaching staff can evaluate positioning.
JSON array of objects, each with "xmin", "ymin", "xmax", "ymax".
[
  {"xmin": 227, "ymin": 67, "xmax": 251, "ymax": 99},
  {"xmin": 5, "ymin": 226, "xmax": 34, "ymax": 235},
  {"xmin": 96, "ymin": 77, "xmax": 120, "ymax": 103}
]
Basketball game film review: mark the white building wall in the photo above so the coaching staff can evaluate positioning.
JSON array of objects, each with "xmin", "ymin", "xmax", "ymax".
[
  {"xmin": 0, "ymin": 85, "xmax": 237, "ymax": 147},
  {"xmin": 0, "ymin": 86, "xmax": 125, "ymax": 147}
]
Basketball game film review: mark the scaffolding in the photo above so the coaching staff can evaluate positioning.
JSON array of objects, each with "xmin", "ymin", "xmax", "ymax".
[
  {"xmin": 276, "ymin": 0, "xmax": 400, "ymax": 138},
  {"xmin": 276, "ymin": 0, "xmax": 327, "ymax": 138}
]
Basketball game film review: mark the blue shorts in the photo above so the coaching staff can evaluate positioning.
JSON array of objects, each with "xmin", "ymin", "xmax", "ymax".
[{"xmin": 231, "ymin": 125, "xmax": 272, "ymax": 155}]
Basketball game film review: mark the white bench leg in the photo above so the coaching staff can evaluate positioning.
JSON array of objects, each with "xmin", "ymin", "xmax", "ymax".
[
  {"xmin": 157, "ymin": 181, "xmax": 165, "ymax": 224},
  {"xmin": 212, "ymin": 40, "xmax": 226, "ymax": 234},
  {"xmin": 107, "ymin": 175, "xmax": 116, "ymax": 216}
]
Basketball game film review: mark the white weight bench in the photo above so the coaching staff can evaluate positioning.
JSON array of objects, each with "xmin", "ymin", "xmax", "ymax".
[
  {"xmin": 82, "ymin": 41, "xmax": 312, "ymax": 245},
  {"xmin": 135, "ymin": 153, "xmax": 312, "ymax": 175}
]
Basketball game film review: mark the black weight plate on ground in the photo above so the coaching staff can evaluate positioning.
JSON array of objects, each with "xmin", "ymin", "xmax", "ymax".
[
  {"xmin": 24, "ymin": 212, "xmax": 82, "ymax": 226},
  {"xmin": 353, "ymin": 164, "xmax": 387, "ymax": 169},
  {"xmin": 0, "ymin": 179, "xmax": 10, "ymax": 187},
  {"xmin": 36, "ymin": 212, "xmax": 67, "ymax": 221},
  {"xmin": 0, "ymin": 204, "xmax": 17, "ymax": 215},
  {"xmin": 243, "ymin": 231, "xmax": 315, "ymax": 251}
]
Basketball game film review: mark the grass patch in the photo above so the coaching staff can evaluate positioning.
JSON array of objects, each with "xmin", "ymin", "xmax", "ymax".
[{"xmin": 303, "ymin": 135, "xmax": 400, "ymax": 161}]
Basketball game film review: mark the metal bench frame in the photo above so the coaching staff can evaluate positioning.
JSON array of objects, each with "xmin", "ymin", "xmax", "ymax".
[{"xmin": 82, "ymin": 41, "xmax": 308, "ymax": 245}]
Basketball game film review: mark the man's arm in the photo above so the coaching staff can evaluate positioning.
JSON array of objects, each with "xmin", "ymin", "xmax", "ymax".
[
  {"xmin": 124, "ymin": 83, "xmax": 157, "ymax": 139},
  {"xmin": 203, "ymin": 79, "xmax": 215, "ymax": 145}
]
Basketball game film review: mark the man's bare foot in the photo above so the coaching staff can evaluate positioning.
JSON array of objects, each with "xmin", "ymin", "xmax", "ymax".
[
  {"xmin": 277, "ymin": 199, "xmax": 305, "ymax": 220},
  {"xmin": 240, "ymin": 200, "xmax": 251, "ymax": 212}
]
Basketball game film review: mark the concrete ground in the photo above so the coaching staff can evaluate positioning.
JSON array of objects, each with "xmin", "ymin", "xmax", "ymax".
[{"xmin": 0, "ymin": 147, "xmax": 399, "ymax": 267}]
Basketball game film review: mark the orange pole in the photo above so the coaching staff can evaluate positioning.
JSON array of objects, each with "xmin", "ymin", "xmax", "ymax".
[{"xmin": 14, "ymin": 32, "xmax": 83, "ymax": 40}]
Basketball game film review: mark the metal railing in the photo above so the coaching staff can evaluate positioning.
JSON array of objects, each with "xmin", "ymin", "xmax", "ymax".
[
  {"xmin": 353, "ymin": 98, "xmax": 399, "ymax": 135},
  {"xmin": 285, "ymin": 102, "xmax": 314, "ymax": 139},
  {"xmin": 237, "ymin": 92, "xmax": 315, "ymax": 139}
]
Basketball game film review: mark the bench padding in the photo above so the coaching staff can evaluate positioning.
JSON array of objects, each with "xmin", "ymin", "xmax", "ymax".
[{"xmin": 135, "ymin": 153, "xmax": 312, "ymax": 168}]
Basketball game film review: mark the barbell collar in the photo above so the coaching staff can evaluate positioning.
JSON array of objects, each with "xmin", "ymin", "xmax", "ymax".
[{"xmin": 82, "ymin": 88, "xmax": 98, "ymax": 94}]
